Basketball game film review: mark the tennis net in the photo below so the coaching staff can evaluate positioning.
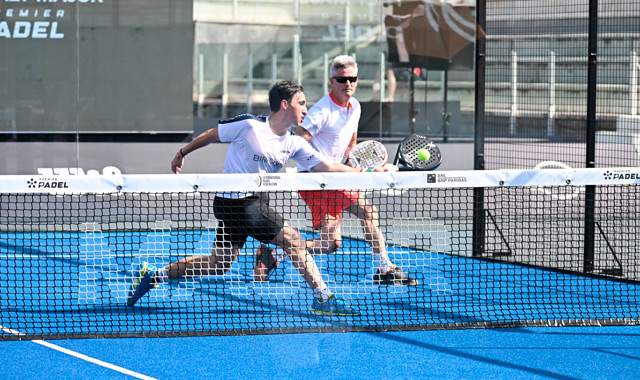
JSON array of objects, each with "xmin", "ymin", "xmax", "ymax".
[{"xmin": 0, "ymin": 168, "xmax": 639, "ymax": 339}]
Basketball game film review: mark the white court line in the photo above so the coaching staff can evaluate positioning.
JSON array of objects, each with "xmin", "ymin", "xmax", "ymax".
[{"xmin": 0, "ymin": 325, "xmax": 158, "ymax": 380}]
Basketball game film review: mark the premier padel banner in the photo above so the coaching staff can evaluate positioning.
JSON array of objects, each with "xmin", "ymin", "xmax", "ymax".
[{"xmin": 0, "ymin": 0, "xmax": 193, "ymax": 134}]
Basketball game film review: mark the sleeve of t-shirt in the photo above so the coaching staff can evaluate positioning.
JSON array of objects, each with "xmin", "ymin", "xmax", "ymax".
[
  {"xmin": 300, "ymin": 107, "xmax": 327, "ymax": 137},
  {"xmin": 291, "ymin": 135, "xmax": 326, "ymax": 171},
  {"xmin": 217, "ymin": 121, "xmax": 248, "ymax": 143}
]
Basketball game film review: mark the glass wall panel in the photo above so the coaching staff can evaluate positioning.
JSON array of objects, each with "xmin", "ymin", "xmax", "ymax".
[{"xmin": 1, "ymin": 0, "xmax": 479, "ymax": 175}]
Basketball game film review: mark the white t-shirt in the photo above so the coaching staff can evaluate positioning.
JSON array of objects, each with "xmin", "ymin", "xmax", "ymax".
[
  {"xmin": 298, "ymin": 92, "xmax": 360, "ymax": 171},
  {"xmin": 217, "ymin": 114, "xmax": 325, "ymax": 197}
]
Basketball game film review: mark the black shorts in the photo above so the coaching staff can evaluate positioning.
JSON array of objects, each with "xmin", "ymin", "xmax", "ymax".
[{"xmin": 213, "ymin": 193, "xmax": 286, "ymax": 249}]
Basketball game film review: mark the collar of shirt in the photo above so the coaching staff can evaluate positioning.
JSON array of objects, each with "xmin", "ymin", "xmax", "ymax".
[{"xmin": 329, "ymin": 91, "xmax": 353, "ymax": 111}]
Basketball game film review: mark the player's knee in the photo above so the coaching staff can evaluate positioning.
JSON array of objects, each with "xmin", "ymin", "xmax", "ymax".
[
  {"xmin": 283, "ymin": 231, "xmax": 305, "ymax": 251},
  {"xmin": 276, "ymin": 226, "xmax": 301, "ymax": 246}
]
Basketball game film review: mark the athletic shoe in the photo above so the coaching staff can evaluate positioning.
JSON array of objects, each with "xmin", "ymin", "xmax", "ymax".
[
  {"xmin": 127, "ymin": 262, "xmax": 157, "ymax": 306},
  {"xmin": 253, "ymin": 244, "xmax": 279, "ymax": 281},
  {"xmin": 310, "ymin": 294, "xmax": 360, "ymax": 316},
  {"xmin": 373, "ymin": 266, "xmax": 419, "ymax": 286}
]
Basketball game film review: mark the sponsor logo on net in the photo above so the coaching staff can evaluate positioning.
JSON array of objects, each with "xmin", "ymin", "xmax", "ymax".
[
  {"xmin": 26, "ymin": 166, "xmax": 123, "ymax": 190},
  {"xmin": 603, "ymin": 170, "xmax": 640, "ymax": 181},
  {"xmin": 27, "ymin": 178, "xmax": 69, "ymax": 189},
  {"xmin": 254, "ymin": 175, "xmax": 281, "ymax": 187},
  {"xmin": 427, "ymin": 173, "xmax": 467, "ymax": 183}
]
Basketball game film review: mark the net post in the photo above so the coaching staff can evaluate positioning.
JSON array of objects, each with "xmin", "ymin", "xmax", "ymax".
[
  {"xmin": 472, "ymin": 187, "xmax": 486, "ymax": 258},
  {"xmin": 583, "ymin": 185, "xmax": 596, "ymax": 273}
]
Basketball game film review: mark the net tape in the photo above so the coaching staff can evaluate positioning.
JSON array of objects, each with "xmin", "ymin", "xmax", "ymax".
[{"xmin": 2, "ymin": 167, "xmax": 639, "ymax": 194}]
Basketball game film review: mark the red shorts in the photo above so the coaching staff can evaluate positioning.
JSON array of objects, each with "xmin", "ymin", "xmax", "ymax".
[{"xmin": 299, "ymin": 189, "xmax": 360, "ymax": 230}]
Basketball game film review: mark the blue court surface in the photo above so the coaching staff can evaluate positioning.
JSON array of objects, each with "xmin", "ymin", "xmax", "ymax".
[
  {"xmin": 1, "ymin": 229, "xmax": 638, "ymax": 336},
  {"xmin": 1, "ymin": 230, "xmax": 639, "ymax": 379},
  {"xmin": 1, "ymin": 326, "xmax": 639, "ymax": 379}
]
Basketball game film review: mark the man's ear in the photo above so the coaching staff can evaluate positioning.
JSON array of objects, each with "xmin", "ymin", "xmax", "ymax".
[{"xmin": 280, "ymin": 99, "xmax": 289, "ymax": 111}]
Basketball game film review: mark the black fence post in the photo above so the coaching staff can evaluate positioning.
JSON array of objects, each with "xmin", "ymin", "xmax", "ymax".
[
  {"xmin": 584, "ymin": 0, "xmax": 598, "ymax": 273},
  {"xmin": 473, "ymin": 0, "xmax": 487, "ymax": 258}
]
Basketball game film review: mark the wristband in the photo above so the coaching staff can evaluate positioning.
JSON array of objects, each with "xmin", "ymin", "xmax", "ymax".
[{"xmin": 179, "ymin": 148, "xmax": 186, "ymax": 157}]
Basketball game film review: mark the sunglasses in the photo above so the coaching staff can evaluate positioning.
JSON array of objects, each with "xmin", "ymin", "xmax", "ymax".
[{"xmin": 332, "ymin": 76, "xmax": 358, "ymax": 84}]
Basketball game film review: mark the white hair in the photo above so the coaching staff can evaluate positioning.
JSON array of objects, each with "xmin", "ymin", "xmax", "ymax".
[{"xmin": 330, "ymin": 55, "xmax": 358, "ymax": 77}]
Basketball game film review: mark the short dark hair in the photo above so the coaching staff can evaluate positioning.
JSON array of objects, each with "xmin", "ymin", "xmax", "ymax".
[{"xmin": 269, "ymin": 80, "xmax": 304, "ymax": 112}]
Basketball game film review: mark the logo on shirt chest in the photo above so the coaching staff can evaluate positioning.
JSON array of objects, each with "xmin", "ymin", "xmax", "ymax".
[{"xmin": 253, "ymin": 154, "xmax": 284, "ymax": 170}]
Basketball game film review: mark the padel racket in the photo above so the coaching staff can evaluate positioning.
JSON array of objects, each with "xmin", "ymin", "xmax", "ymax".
[
  {"xmin": 347, "ymin": 140, "xmax": 388, "ymax": 170},
  {"xmin": 393, "ymin": 134, "xmax": 442, "ymax": 171}
]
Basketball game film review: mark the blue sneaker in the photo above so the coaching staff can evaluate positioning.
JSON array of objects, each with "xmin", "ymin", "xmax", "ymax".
[
  {"xmin": 127, "ymin": 263, "xmax": 157, "ymax": 306},
  {"xmin": 310, "ymin": 294, "xmax": 359, "ymax": 316}
]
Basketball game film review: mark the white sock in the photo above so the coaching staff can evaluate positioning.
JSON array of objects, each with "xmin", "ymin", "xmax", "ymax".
[
  {"xmin": 155, "ymin": 267, "xmax": 169, "ymax": 283},
  {"xmin": 313, "ymin": 286, "xmax": 332, "ymax": 302},
  {"xmin": 272, "ymin": 248, "xmax": 287, "ymax": 262},
  {"xmin": 374, "ymin": 253, "xmax": 394, "ymax": 273}
]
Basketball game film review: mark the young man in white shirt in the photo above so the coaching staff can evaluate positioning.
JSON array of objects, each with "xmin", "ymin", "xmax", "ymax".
[{"xmin": 128, "ymin": 80, "xmax": 386, "ymax": 316}]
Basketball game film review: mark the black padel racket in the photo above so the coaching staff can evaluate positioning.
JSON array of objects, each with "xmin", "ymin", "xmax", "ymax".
[{"xmin": 393, "ymin": 134, "xmax": 442, "ymax": 171}]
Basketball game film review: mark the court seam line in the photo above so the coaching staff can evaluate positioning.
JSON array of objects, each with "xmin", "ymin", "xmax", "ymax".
[{"xmin": 0, "ymin": 325, "xmax": 157, "ymax": 380}]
